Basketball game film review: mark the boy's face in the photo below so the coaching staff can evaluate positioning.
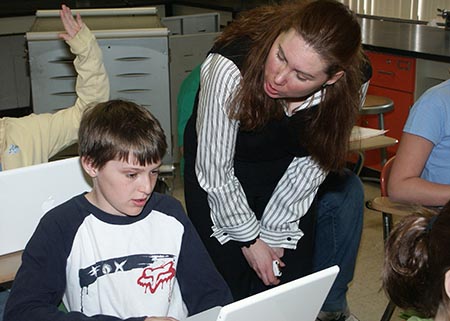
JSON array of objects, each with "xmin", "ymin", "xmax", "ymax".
[{"xmin": 83, "ymin": 155, "xmax": 161, "ymax": 216}]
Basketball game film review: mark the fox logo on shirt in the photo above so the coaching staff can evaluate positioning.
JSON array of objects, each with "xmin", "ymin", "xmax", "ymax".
[{"xmin": 137, "ymin": 261, "xmax": 176, "ymax": 294}]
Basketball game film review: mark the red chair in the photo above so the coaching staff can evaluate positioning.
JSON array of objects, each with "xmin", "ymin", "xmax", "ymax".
[
  {"xmin": 379, "ymin": 155, "xmax": 396, "ymax": 240},
  {"xmin": 366, "ymin": 155, "xmax": 437, "ymax": 321}
]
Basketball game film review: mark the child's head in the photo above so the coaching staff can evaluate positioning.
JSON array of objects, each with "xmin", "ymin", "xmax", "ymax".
[
  {"xmin": 383, "ymin": 203, "xmax": 450, "ymax": 320},
  {"xmin": 78, "ymin": 100, "xmax": 167, "ymax": 216},
  {"xmin": 79, "ymin": 99, "xmax": 167, "ymax": 168}
]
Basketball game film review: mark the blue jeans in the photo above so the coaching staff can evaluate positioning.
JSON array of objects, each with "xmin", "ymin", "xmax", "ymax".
[
  {"xmin": 314, "ymin": 168, "xmax": 364, "ymax": 312},
  {"xmin": 0, "ymin": 289, "xmax": 9, "ymax": 321}
]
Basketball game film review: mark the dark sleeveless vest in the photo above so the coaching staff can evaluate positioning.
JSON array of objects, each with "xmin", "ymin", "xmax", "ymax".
[{"xmin": 183, "ymin": 37, "xmax": 316, "ymax": 206}]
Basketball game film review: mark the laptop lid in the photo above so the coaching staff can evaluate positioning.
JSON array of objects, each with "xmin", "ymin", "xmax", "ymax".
[
  {"xmin": 0, "ymin": 157, "xmax": 92, "ymax": 256},
  {"xmin": 185, "ymin": 265, "xmax": 339, "ymax": 321}
]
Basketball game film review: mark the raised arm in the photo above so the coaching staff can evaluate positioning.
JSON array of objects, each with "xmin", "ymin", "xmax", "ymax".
[
  {"xmin": 44, "ymin": 5, "xmax": 110, "ymax": 158},
  {"xmin": 0, "ymin": 5, "xmax": 109, "ymax": 170}
]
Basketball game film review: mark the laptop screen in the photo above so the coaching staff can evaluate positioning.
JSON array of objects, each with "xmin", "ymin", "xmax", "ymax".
[
  {"xmin": 0, "ymin": 157, "xmax": 92, "ymax": 256},
  {"xmin": 185, "ymin": 265, "xmax": 339, "ymax": 321}
]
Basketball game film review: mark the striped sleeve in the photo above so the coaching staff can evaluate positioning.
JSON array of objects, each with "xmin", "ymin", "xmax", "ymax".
[
  {"xmin": 260, "ymin": 156, "xmax": 327, "ymax": 249},
  {"xmin": 195, "ymin": 53, "xmax": 260, "ymax": 245}
]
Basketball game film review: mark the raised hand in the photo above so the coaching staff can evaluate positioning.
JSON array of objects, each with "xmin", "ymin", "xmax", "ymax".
[{"xmin": 58, "ymin": 4, "xmax": 84, "ymax": 41}]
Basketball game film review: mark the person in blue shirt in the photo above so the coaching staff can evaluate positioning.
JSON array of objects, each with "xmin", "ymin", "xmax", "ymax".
[{"xmin": 388, "ymin": 79, "xmax": 450, "ymax": 206}]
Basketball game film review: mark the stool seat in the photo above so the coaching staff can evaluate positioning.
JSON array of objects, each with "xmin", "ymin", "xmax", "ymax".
[{"xmin": 360, "ymin": 95, "xmax": 394, "ymax": 115}]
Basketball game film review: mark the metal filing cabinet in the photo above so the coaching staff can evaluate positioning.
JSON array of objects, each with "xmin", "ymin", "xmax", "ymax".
[
  {"xmin": 162, "ymin": 12, "xmax": 219, "ymax": 35},
  {"xmin": 171, "ymin": 5, "xmax": 233, "ymax": 30},
  {"xmin": 161, "ymin": 13, "xmax": 221, "ymax": 162},
  {"xmin": 363, "ymin": 51, "xmax": 416, "ymax": 170},
  {"xmin": 25, "ymin": 7, "xmax": 173, "ymax": 165},
  {"xmin": 0, "ymin": 34, "xmax": 30, "ymax": 111}
]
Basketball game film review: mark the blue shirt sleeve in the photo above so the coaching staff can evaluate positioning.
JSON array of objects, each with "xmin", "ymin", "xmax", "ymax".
[{"xmin": 404, "ymin": 81, "xmax": 450, "ymax": 145}]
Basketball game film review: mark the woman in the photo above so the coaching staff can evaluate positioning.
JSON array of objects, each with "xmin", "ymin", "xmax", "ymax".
[
  {"xmin": 383, "ymin": 204, "xmax": 449, "ymax": 321},
  {"xmin": 183, "ymin": 0, "xmax": 368, "ymax": 307}
]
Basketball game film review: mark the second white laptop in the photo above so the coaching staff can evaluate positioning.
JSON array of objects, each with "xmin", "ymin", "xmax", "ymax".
[
  {"xmin": 0, "ymin": 156, "xmax": 92, "ymax": 256},
  {"xmin": 184, "ymin": 265, "xmax": 339, "ymax": 321}
]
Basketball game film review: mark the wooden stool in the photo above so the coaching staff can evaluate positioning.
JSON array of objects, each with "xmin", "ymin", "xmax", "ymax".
[{"xmin": 360, "ymin": 95, "xmax": 394, "ymax": 165}]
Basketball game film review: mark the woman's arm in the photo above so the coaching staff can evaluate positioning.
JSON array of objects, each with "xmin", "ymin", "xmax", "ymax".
[
  {"xmin": 195, "ymin": 53, "xmax": 260, "ymax": 245},
  {"xmin": 388, "ymin": 132, "xmax": 450, "ymax": 206},
  {"xmin": 260, "ymin": 157, "xmax": 326, "ymax": 248},
  {"xmin": 241, "ymin": 157, "xmax": 326, "ymax": 285}
]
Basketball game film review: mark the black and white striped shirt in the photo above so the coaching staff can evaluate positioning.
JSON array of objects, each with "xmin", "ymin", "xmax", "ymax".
[{"xmin": 195, "ymin": 53, "xmax": 327, "ymax": 249}]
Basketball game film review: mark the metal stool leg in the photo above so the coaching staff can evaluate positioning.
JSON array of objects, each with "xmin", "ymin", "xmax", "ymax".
[
  {"xmin": 353, "ymin": 151, "xmax": 365, "ymax": 176},
  {"xmin": 382, "ymin": 212, "xmax": 393, "ymax": 242},
  {"xmin": 380, "ymin": 212, "xmax": 395, "ymax": 321},
  {"xmin": 381, "ymin": 301, "xmax": 396, "ymax": 321},
  {"xmin": 378, "ymin": 114, "xmax": 388, "ymax": 166}
]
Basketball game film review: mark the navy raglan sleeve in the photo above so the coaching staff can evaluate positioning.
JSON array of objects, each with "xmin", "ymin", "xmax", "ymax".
[
  {"xmin": 174, "ymin": 201, "xmax": 233, "ymax": 315},
  {"xmin": 4, "ymin": 201, "xmax": 146, "ymax": 321}
]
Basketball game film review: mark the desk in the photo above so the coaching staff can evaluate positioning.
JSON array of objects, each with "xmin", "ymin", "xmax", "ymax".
[
  {"xmin": 349, "ymin": 135, "xmax": 398, "ymax": 176},
  {"xmin": 0, "ymin": 250, "xmax": 22, "ymax": 285},
  {"xmin": 349, "ymin": 135, "xmax": 398, "ymax": 152},
  {"xmin": 366, "ymin": 196, "xmax": 438, "ymax": 217}
]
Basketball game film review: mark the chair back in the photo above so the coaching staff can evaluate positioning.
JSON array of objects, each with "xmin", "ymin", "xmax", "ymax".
[{"xmin": 380, "ymin": 156, "xmax": 396, "ymax": 197}]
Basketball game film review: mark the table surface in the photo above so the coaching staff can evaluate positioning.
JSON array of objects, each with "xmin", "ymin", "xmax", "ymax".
[
  {"xmin": 0, "ymin": 251, "xmax": 22, "ymax": 285},
  {"xmin": 367, "ymin": 196, "xmax": 439, "ymax": 217},
  {"xmin": 349, "ymin": 135, "xmax": 398, "ymax": 152},
  {"xmin": 359, "ymin": 17, "xmax": 450, "ymax": 63}
]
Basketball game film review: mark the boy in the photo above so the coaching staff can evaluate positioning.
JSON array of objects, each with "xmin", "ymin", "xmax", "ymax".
[{"xmin": 4, "ymin": 100, "xmax": 232, "ymax": 321}]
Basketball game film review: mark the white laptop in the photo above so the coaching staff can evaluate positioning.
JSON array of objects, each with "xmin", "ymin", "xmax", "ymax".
[
  {"xmin": 0, "ymin": 156, "xmax": 92, "ymax": 256},
  {"xmin": 185, "ymin": 265, "xmax": 339, "ymax": 321}
]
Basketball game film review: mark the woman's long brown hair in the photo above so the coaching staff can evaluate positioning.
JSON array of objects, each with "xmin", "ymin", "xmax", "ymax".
[{"xmin": 213, "ymin": 0, "xmax": 365, "ymax": 171}]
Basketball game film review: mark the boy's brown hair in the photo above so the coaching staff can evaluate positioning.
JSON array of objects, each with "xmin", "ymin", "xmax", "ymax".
[{"xmin": 78, "ymin": 99, "xmax": 167, "ymax": 169}]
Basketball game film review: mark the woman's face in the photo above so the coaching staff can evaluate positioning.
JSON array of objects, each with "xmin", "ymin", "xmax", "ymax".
[{"xmin": 263, "ymin": 28, "xmax": 342, "ymax": 100}]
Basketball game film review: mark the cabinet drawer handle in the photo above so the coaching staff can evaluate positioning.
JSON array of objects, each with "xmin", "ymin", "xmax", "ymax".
[
  {"xmin": 377, "ymin": 70, "xmax": 394, "ymax": 76},
  {"xmin": 397, "ymin": 60, "xmax": 411, "ymax": 71}
]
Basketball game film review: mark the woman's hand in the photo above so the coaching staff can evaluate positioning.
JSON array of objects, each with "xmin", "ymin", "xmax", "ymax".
[
  {"xmin": 144, "ymin": 317, "xmax": 178, "ymax": 321},
  {"xmin": 241, "ymin": 239, "xmax": 285, "ymax": 286},
  {"xmin": 58, "ymin": 4, "xmax": 84, "ymax": 41}
]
